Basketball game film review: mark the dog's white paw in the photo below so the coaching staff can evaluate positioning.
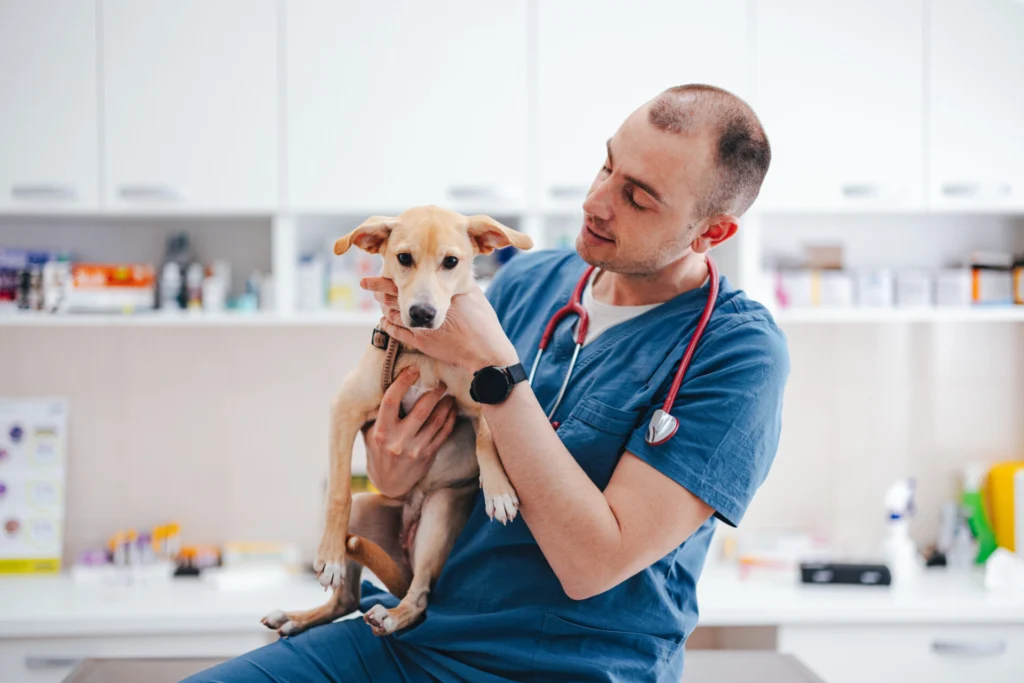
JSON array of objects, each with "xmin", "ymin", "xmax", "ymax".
[
  {"xmin": 260, "ymin": 609, "xmax": 299, "ymax": 637},
  {"xmin": 261, "ymin": 609, "xmax": 287, "ymax": 628},
  {"xmin": 482, "ymin": 484, "xmax": 520, "ymax": 525},
  {"xmin": 313, "ymin": 560, "xmax": 345, "ymax": 590},
  {"xmin": 363, "ymin": 603, "xmax": 397, "ymax": 636}
]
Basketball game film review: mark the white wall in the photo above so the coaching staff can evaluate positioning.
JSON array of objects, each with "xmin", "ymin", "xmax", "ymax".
[
  {"xmin": 3, "ymin": 312, "xmax": 1021, "ymax": 562},
  {"xmin": 749, "ymin": 321, "xmax": 1024, "ymax": 556}
]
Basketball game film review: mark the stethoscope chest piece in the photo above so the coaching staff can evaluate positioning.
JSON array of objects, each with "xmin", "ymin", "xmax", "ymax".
[{"xmin": 645, "ymin": 408, "xmax": 679, "ymax": 446}]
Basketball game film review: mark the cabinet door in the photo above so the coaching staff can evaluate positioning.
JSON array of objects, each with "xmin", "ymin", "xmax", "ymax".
[
  {"xmin": 928, "ymin": 0, "xmax": 1024, "ymax": 211},
  {"xmin": 780, "ymin": 624, "xmax": 1024, "ymax": 683},
  {"xmin": 755, "ymin": 0, "xmax": 924, "ymax": 212},
  {"xmin": 0, "ymin": 0, "xmax": 99, "ymax": 212},
  {"xmin": 537, "ymin": 0, "xmax": 751, "ymax": 209},
  {"xmin": 286, "ymin": 0, "xmax": 528, "ymax": 213},
  {"xmin": 102, "ymin": 0, "xmax": 277, "ymax": 212}
]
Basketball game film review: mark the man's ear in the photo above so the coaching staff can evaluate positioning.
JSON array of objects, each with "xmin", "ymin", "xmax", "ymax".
[
  {"xmin": 466, "ymin": 215, "xmax": 534, "ymax": 255},
  {"xmin": 691, "ymin": 214, "xmax": 739, "ymax": 254},
  {"xmin": 334, "ymin": 216, "xmax": 397, "ymax": 255}
]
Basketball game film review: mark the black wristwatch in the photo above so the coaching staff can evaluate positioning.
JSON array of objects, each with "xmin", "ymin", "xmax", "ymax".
[{"xmin": 470, "ymin": 363, "xmax": 528, "ymax": 404}]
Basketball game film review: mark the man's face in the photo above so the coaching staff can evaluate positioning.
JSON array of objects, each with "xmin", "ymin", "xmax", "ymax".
[{"xmin": 576, "ymin": 103, "xmax": 717, "ymax": 276}]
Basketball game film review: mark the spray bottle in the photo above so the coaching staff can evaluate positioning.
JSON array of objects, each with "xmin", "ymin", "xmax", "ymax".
[{"xmin": 883, "ymin": 478, "xmax": 922, "ymax": 585}]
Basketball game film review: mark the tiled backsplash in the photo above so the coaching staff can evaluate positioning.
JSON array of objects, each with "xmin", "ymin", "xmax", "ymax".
[
  {"xmin": 1, "ymin": 322, "xmax": 1021, "ymax": 563},
  {"xmin": 745, "ymin": 323, "xmax": 1024, "ymax": 556}
]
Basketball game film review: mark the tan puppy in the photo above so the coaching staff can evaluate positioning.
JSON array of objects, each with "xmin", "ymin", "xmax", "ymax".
[{"xmin": 262, "ymin": 205, "xmax": 532, "ymax": 637}]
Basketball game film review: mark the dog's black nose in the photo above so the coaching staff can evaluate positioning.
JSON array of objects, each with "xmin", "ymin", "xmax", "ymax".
[{"xmin": 409, "ymin": 304, "xmax": 436, "ymax": 327}]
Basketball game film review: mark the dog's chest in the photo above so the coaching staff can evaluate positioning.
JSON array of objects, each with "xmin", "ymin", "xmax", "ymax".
[{"xmin": 400, "ymin": 383, "xmax": 432, "ymax": 414}]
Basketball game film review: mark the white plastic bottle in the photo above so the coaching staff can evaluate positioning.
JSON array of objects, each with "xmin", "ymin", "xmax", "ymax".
[
  {"xmin": 159, "ymin": 262, "xmax": 182, "ymax": 312},
  {"xmin": 882, "ymin": 478, "xmax": 923, "ymax": 586}
]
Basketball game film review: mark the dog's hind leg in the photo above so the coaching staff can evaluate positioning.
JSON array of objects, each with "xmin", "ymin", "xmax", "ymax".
[
  {"xmin": 363, "ymin": 485, "xmax": 473, "ymax": 636},
  {"xmin": 263, "ymin": 492, "xmax": 408, "ymax": 636}
]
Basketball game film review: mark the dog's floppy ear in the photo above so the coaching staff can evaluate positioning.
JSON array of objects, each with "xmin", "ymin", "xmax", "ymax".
[
  {"xmin": 334, "ymin": 216, "xmax": 396, "ymax": 255},
  {"xmin": 466, "ymin": 215, "xmax": 534, "ymax": 255}
]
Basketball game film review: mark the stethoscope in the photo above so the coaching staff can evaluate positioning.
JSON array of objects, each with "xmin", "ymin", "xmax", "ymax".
[{"xmin": 527, "ymin": 255, "xmax": 719, "ymax": 447}]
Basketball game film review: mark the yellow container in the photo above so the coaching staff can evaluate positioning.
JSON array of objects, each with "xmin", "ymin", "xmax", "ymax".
[{"xmin": 987, "ymin": 461, "xmax": 1024, "ymax": 552}]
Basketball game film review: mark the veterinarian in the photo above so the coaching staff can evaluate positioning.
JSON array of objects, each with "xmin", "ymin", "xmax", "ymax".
[{"xmin": 186, "ymin": 84, "xmax": 788, "ymax": 682}]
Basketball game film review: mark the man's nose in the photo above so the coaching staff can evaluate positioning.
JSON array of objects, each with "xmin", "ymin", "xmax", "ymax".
[
  {"xmin": 582, "ymin": 177, "xmax": 613, "ymax": 220},
  {"xmin": 409, "ymin": 304, "xmax": 436, "ymax": 327}
]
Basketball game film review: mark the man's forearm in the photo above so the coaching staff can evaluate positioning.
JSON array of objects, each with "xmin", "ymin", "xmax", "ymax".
[{"xmin": 481, "ymin": 383, "xmax": 626, "ymax": 599}]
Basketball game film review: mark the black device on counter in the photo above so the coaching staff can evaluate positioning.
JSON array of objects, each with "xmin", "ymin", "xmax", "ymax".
[{"xmin": 799, "ymin": 562, "xmax": 892, "ymax": 586}]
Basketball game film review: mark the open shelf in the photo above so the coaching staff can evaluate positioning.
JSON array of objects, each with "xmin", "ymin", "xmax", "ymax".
[
  {"xmin": 0, "ymin": 311, "xmax": 382, "ymax": 327},
  {"xmin": 773, "ymin": 307, "xmax": 1024, "ymax": 324}
]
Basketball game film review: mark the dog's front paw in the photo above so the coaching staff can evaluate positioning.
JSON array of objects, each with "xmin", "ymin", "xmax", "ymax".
[
  {"xmin": 363, "ymin": 603, "xmax": 397, "ymax": 636},
  {"xmin": 314, "ymin": 536, "xmax": 346, "ymax": 590},
  {"xmin": 481, "ymin": 476, "xmax": 520, "ymax": 525}
]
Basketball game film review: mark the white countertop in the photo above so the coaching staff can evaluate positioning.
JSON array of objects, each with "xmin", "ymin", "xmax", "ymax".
[
  {"xmin": 695, "ymin": 567, "xmax": 1024, "ymax": 626},
  {"xmin": 1, "ymin": 568, "xmax": 1022, "ymax": 638}
]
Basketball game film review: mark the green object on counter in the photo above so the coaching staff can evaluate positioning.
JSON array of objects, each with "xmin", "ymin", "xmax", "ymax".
[{"xmin": 962, "ymin": 464, "xmax": 999, "ymax": 564}]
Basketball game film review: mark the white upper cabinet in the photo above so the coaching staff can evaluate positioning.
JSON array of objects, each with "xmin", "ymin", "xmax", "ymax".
[
  {"xmin": 755, "ymin": 0, "xmax": 924, "ymax": 212},
  {"xmin": 102, "ymin": 0, "xmax": 277, "ymax": 212},
  {"xmin": 928, "ymin": 0, "xmax": 1024, "ymax": 212},
  {"xmin": 537, "ymin": 0, "xmax": 751, "ymax": 209},
  {"xmin": 286, "ymin": 0, "xmax": 528, "ymax": 213},
  {"xmin": 0, "ymin": 0, "xmax": 99, "ymax": 212}
]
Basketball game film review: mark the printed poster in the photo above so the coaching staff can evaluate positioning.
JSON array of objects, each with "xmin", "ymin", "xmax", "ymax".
[{"xmin": 0, "ymin": 398, "xmax": 67, "ymax": 573}]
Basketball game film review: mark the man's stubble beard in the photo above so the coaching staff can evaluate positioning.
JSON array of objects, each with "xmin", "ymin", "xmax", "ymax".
[{"xmin": 575, "ymin": 223, "xmax": 696, "ymax": 280}]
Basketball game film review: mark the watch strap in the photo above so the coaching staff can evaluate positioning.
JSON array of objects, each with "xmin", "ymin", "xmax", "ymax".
[{"xmin": 505, "ymin": 362, "xmax": 527, "ymax": 385}]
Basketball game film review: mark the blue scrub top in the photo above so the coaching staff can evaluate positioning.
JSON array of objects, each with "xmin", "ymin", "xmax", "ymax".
[{"xmin": 361, "ymin": 249, "xmax": 789, "ymax": 682}]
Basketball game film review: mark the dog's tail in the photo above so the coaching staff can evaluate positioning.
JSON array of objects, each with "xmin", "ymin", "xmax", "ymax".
[{"xmin": 346, "ymin": 534, "xmax": 410, "ymax": 599}]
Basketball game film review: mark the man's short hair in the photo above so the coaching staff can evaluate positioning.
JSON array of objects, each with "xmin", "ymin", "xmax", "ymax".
[{"xmin": 648, "ymin": 84, "xmax": 771, "ymax": 218}]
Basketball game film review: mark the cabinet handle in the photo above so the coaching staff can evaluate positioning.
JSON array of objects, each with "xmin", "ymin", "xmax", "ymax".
[
  {"xmin": 941, "ymin": 183, "xmax": 979, "ymax": 198},
  {"xmin": 446, "ymin": 185, "xmax": 503, "ymax": 201},
  {"xmin": 548, "ymin": 185, "xmax": 588, "ymax": 200},
  {"xmin": 25, "ymin": 656, "xmax": 82, "ymax": 670},
  {"xmin": 841, "ymin": 183, "xmax": 881, "ymax": 199},
  {"xmin": 11, "ymin": 184, "xmax": 77, "ymax": 201},
  {"xmin": 931, "ymin": 640, "xmax": 1006, "ymax": 657},
  {"xmin": 117, "ymin": 184, "xmax": 183, "ymax": 202}
]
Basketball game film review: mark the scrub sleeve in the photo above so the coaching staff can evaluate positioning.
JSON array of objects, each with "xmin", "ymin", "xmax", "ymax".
[{"xmin": 626, "ymin": 318, "xmax": 789, "ymax": 527}]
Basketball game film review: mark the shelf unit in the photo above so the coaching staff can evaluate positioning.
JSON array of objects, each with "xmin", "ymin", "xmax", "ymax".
[
  {"xmin": 1, "ymin": 209, "xmax": 1021, "ymax": 327},
  {"xmin": 772, "ymin": 307, "xmax": 1024, "ymax": 324},
  {"xmin": 0, "ymin": 310, "xmax": 381, "ymax": 327}
]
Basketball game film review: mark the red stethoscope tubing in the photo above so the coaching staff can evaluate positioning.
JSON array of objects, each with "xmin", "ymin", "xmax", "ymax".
[
  {"xmin": 538, "ymin": 265, "xmax": 595, "ymax": 349},
  {"xmin": 528, "ymin": 256, "xmax": 719, "ymax": 445},
  {"xmin": 661, "ymin": 255, "xmax": 719, "ymax": 413}
]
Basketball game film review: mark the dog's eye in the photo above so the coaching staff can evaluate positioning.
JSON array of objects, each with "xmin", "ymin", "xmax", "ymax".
[
  {"xmin": 442, "ymin": 256, "xmax": 459, "ymax": 270},
  {"xmin": 396, "ymin": 253, "xmax": 413, "ymax": 267}
]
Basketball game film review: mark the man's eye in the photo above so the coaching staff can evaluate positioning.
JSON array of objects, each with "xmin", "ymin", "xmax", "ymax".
[
  {"xmin": 600, "ymin": 164, "xmax": 611, "ymax": 175},
  {"xmin": 397, "ymin": 253, "xmax": 413, "ymax": 267},
  {"xmin": 442, "ymin": 256, "xmax": 459, "ymax": 270},
  {"xmin": 626, "ymin": 189, "xmax": 647, "ymax": 212}
]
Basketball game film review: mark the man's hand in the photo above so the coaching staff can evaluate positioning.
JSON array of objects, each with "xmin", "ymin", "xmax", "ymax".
[
  {"xmin": 361, "ymin": 277, "xmax": 519, "ymax": 372},
  {"xmin": 363, "ymin": 366, "xmax": 457, "ymax": 499}
]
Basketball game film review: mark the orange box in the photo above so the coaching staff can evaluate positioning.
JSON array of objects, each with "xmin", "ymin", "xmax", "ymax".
[
  {"xmin": 67, "ymin": 264, "xmax": 156, "ymax": 313},
  {"xmin": 71, "ymin": 264, "xmax": 155, "ymax": 289}
]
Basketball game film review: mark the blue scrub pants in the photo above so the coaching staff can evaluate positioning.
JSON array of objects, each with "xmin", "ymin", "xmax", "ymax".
[{"xmin": 182, "ymin": 617, "xmax": 434, "ymax": 683}]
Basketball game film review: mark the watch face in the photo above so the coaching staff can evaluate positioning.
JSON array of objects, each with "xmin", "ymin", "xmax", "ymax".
[{"xmin": 474, "ymin": 366, "xmax": 510, "ymax": 403}]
